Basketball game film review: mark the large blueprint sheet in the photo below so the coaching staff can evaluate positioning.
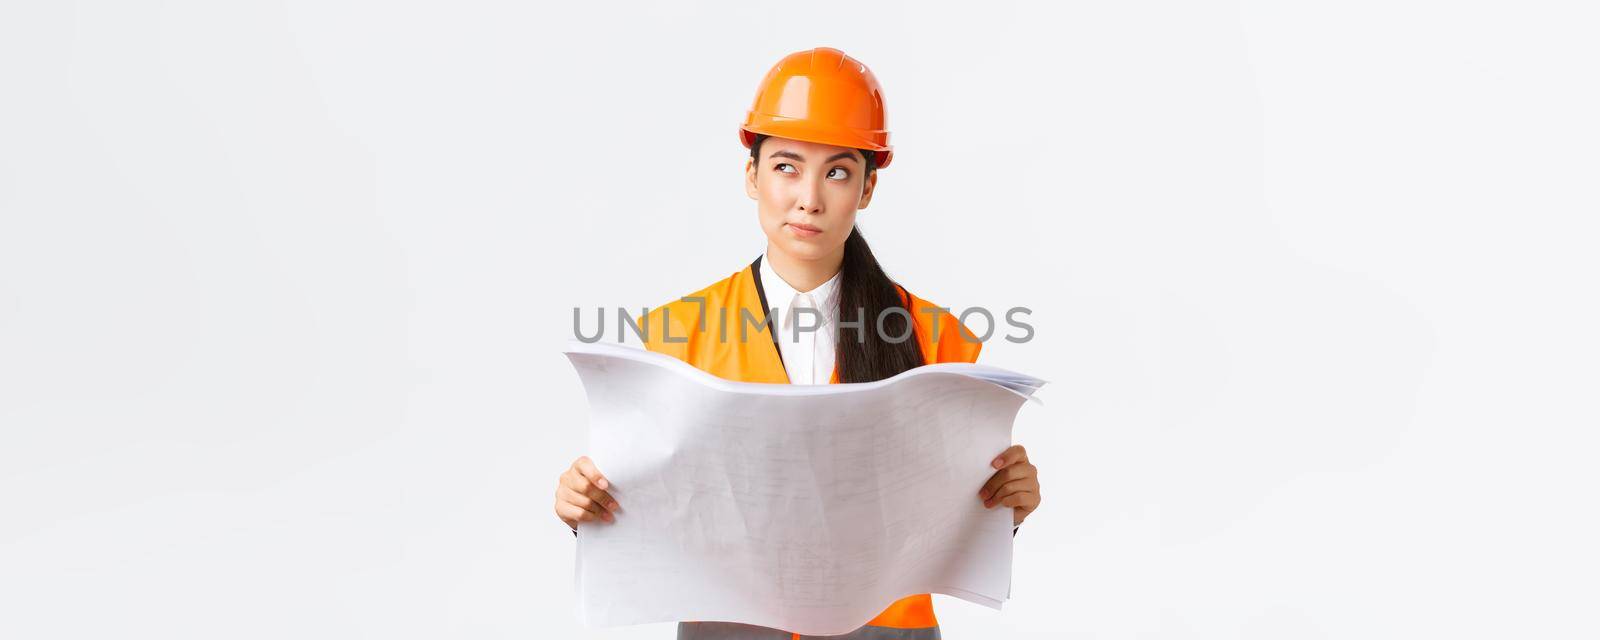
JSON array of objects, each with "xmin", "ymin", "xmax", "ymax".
[{"xmin": 563, "ymin": 341, "xmax": 1045, "ymax": 635}]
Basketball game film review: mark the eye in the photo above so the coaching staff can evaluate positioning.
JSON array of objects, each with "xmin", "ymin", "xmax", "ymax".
[
  {"xmin": 827, "ymin": 166, "xmax": 850, "ymax": 181},
  {"xmin": 774, "ymin": 162, "xmax": 797, "ymax": 174}
]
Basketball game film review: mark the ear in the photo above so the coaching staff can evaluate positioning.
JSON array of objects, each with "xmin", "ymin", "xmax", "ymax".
[
  {"xmin": 857, "ymin": 170, "xmax": 879, "ymax": 209},
  {"xmin": 745, "ymin": 158, "xmax": 759, "ymax": 200}
]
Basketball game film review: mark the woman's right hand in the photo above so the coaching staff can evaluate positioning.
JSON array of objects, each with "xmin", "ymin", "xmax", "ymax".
[{"xmin": 555, "ymin": 455, "xmax": 619, "ymax": 530}]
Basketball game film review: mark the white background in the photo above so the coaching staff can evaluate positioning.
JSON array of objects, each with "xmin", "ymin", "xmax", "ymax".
[{"xmin": 2, "ymin": 1, "xmax": 1597, "ymax": 638}]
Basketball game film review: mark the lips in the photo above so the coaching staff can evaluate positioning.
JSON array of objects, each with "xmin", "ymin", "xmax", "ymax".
[{"xmin": 786, "ymin": 222, "xmax": 823, "ymax": 238}]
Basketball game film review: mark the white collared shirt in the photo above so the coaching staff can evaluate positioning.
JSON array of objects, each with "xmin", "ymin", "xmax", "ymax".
[{"xmin": 758, "ymin": 252, "xmax": 840, "ymax": 385}]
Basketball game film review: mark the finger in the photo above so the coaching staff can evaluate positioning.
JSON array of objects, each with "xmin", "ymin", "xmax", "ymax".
[
  {"xmin": 977, "ymin": 462, "xmax": 1035, "ymax": 501},
  {"xmin": 998, "ymin": 491, "xmax": 1040, "ymax": 510},
  {"xmin": 983, "ymin": 477, "xmax": 1039, "ymax": 507},
  {"xmin": 587, "ymin": 486, "xmax": 619, "ymax": 513},
  {"xmin": 560, "ymin": 486, "xmax": 614, "ymax": 523},
  {"xmin": 556, "ymin": 508, "xmax": 595, "ymax": 528},
  {"xmin": 573, "ymin": 456, "xmax": 610, "ymax": 491},
  {"xmin": 559, "ymin": 469, "xmax": 590, "ymax": 496},
  {"xmin": 559, "ymin": 486, "xmax": 604, "ymax": 516},
  {"xmin": 563, "ymin": 473, "xmax": 619, "ymax": 512},
  {"xmin": 555, "ymin": 502, "xmax": 598, "ymax": 525},
  {"xmin": 560, "ymin": 468, "xmax": 587, "ymax": 492},
  {"xmin": 977, "ymin": 468, "xmax": 1012, "ymax": 501},
  {"xmin": 990, "ymin": 444, "xmax": 1028, "ymax": 470}
]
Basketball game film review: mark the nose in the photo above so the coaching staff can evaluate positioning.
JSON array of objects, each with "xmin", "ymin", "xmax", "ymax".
[{"xmin": 794, "ymin": 175, "xmax": 824, "ymax": 214}]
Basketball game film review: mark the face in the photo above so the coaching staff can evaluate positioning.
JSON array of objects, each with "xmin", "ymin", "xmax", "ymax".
[{"xmin": 745, "ymin": 136, "xmax": 878, "ymax": 264}]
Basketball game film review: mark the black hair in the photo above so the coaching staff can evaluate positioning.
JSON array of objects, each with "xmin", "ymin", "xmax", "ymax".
[{"xmin": 749, "ymin": 134, "xmax": 926, "ymax": 383}]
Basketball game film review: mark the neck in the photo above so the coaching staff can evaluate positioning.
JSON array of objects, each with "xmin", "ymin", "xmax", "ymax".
[{"xmin": 765, "ymin": 243, "xmax": 843, "ymax": 293}]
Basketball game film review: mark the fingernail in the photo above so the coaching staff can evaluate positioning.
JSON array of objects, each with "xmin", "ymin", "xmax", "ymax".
[
  {"xmin": 983, "ymin": 500, "xmax": 993, "ymax": 508},
  {"xmin": 608, "ymin": 501, "xmax": 620, "ymax": 511},
  {"xmin": 992, "ymin": 458, "xmax": 1004, "ymax": 469},
  {"xmin": 597, "ymin": 479, "xmax": 609, "ymax": 490}
]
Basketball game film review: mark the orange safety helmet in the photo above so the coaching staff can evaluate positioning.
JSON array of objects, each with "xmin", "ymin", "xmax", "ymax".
[{"xmin": 739, "ymin": 47, "xmax": 894, "ymax": 169}]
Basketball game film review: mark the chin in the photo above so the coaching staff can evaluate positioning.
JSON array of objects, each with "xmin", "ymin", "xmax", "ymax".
[{"xmin": 786, "ymin": 238, "xmax": 842, "ymax": 260}]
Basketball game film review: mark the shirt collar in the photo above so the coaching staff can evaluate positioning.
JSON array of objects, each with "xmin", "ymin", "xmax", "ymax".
[{"xmin": 759, "ymin": 251, "xmax": 841, "ymax": 325}]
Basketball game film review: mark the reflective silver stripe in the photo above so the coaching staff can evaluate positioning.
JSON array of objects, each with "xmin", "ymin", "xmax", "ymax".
[
  {"xmin": 677, "ymin": 622, "xmax": 941, "ymax": 640},
  {"xmin": 677, "ymin": 621, "xmax": 793, "ymax": 639},
  {"xmin": 800, "ymin": 625, "xmax": 941, "ymax": 640}
]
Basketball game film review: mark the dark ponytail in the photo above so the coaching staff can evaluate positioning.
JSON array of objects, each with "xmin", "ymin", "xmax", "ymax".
[
  {"xmin": 835, "ymin": 226, "xmax": 926, "ymax": 382},
  {"xmin": 749, "ymin": 134, "xmax": 925, "ymax": 383}
]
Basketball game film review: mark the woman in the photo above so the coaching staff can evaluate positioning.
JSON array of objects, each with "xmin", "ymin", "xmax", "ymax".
[{"xmin": 554, "ymin": 47, "xmax": 1042, "ymax": 640}]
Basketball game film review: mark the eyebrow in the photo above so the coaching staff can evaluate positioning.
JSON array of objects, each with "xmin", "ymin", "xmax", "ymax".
[{"xmin": 767, "ymin": 150, "xmax": 863, "ymax": 164}]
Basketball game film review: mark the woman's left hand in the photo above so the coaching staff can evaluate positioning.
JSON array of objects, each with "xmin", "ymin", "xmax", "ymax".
[{"xmin": 978, "ymin": 444, "xmax": 1040, "ymax": 527}]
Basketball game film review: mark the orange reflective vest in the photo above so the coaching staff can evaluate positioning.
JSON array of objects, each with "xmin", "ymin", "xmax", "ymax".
[{"xmin": 636, "ymin": 255, "xmax": 982, "ymax": 639}]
